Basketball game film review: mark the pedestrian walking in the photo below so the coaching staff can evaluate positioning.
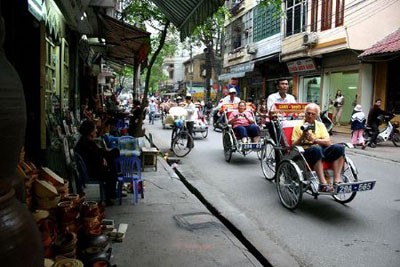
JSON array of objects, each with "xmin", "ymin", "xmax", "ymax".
[{"xmin": 350, "ymin": 104, "xmax": 366, "ymax": 149}]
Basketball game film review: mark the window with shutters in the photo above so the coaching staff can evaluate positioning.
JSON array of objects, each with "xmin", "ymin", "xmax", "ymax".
[{"xmin": 253, "ymin": 4, "xmax": 280, "ymax": 42}]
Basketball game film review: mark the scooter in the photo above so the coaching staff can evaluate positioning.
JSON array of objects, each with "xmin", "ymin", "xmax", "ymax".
[
  {"xmin": 320, "ymin": 110, "xmax": 333, "ymax": 135},
  {"xmin": 363, "ymin": 113, "xmax": 400, "ymax": 147},
  {"xmin": 212, "ymin": 108, "xmax": 225, "ymax": 131}
]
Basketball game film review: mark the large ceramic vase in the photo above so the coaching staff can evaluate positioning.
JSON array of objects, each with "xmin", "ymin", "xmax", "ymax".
[{"xmin": 0, "ymin": 16, "xmax": 43, "ymax": 266}]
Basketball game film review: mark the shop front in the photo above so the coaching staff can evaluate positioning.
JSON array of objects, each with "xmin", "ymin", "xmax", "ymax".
[
  {"xmin": 321, "ymin": 51, "xmax": 370, "ymax": 125},
  {"xmin": 286, "ymin": 58, "xmax": 321, "ymax": 104}
]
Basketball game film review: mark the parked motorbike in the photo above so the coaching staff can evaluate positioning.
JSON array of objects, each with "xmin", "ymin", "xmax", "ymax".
[
  {"xmin": 320, "ymin": 110, "xmax": 333, "ymax": 135},
  {"xmin": 363, "ymin": 113, "xmax": 400, "ymax": 147}
]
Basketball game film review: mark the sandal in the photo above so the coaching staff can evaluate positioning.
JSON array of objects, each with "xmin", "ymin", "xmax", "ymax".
[{"xmin": 319, "ymin": 184, "xmax": 333, "ymax": 192}]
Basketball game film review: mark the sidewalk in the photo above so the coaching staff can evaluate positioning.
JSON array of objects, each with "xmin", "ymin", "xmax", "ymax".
[
  {"xmin": 331, "ymin": 125, "xmax": 400, "ymax": 163},
  {"xmin": 99, "ymin": 156, "xmax": 263, "ymax": 267}
]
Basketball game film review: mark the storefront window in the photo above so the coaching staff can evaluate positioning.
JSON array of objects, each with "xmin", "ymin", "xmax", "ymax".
[
  {"xmin": 329, "ymin": 71, "xmax": 359, "ymax": 124},
  {"xmin": 303, "ymin": 76, "xmax": 321, "ymax": 104}
]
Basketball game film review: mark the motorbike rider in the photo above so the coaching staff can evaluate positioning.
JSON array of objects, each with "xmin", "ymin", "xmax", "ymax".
[
  {"xmin": 204, "ymin": 100, "xmax": 213, "ymax": 124},
  {"xmin": 367, "ymin": 99, "xmax": 386, "ymax": 148}
]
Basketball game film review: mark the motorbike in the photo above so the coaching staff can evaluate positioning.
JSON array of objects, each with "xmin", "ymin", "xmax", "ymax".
[
  {"xmin": 319, "ymin": 110, "xmax": 333, "ymax": 135},
  {"xmin": 212, "ymin": 108, "xmax": 225, "ymax": 131},
  {"xmin": 363, "ymin": 113, "xmax": 400, "ymax": 147}
]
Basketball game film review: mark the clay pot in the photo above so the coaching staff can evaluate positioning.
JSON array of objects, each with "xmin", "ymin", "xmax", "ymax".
[
  {"xmin": 81, "ymin": 247, "xmax": 112, "ymax": 267},
  {"xmin": 83, "ymin": 216, "xmax": 101, "ymax": 230},
  {"xmin": 53, "ymin": 258, "xmax": 84, "ymax": 267},
  {"xmin": 63, "ymin": 193, "xmax": 80, "ymax": 207},
  {"xmin": 81, "ymin": 201, "xmax": 99, "ymax": 218},
  {"xmin": 57, "ymin": 200, "xmax": 78, "ymax": 222},
  {"xmin": 0, "ymin": 15, "xmax": 43, "ymax": 266},
  {"xmin": 0, "ymin": 189, "xmax": 44, "ymax": 266}
]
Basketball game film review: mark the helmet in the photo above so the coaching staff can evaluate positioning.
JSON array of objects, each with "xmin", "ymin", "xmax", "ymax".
[
  {"xmin": 228, "ymin": 88, "xmax": 237, "ymax": 94},
  {"xmin": 174, "ymin": 119, "xmax": 183, "ymax": 129}
]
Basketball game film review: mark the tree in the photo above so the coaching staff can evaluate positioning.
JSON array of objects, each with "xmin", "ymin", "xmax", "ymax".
[{"xmin": 122, "ymin": 0, "xmax": 175, "ymax": 137}]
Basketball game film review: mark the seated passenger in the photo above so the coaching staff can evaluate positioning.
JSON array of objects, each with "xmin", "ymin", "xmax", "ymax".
[
  {"xmin": 228, "ymin": 100, "xmax": 260, "ymax": 143},
  {"xmin": 291, "ymin": 103, "xmax": 345, "ymax": 192}
]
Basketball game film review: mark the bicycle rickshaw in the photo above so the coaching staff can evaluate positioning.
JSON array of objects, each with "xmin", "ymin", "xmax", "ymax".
[
  {"xmin": 168, "ymin": 107, "xmax": 194, "ymax": 157},
  {"xmin": 222, "ymin": 103, "xmax": 264, "ymax": 162},
  {"xmin": 260, "ymin": 103, "xmax": 376, "ymax": 210}
]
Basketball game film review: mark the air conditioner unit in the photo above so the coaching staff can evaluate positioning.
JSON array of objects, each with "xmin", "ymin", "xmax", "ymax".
[
  {"xmin": 246, "ymin": 44, "xmax": 257, "ymax": 54},
  {"xmin": 303, "ymin": 32, "xmax": 318, "ymax": 46}
]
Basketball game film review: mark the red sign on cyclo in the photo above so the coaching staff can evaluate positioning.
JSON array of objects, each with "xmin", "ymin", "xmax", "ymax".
[{"xmin": 271, "ymin": 103, "xmax": 309, "ymax": 119}]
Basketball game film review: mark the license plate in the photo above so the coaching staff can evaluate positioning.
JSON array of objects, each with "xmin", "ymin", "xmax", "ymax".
[
  {"xmin": 241, "ymin": 143, "xmax": 262, "ymax": 149},
  {"xmin": 335, "ymin": 180, "xmax": 376, "ymax": 194}
]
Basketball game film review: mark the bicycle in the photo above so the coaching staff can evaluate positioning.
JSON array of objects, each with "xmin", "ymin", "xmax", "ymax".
[{"xmin": 170, "ymin": 119, "xmax": 194, "ymax": 157}]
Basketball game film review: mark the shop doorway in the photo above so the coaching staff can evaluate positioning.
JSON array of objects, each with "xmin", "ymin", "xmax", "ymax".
[
  {"xmin": 328, "ymin": 71, "xmax": 359, "ymax": 125},
  {"xmin": 300, "ymin": 76, "xmax": 321, "ymax": 104}
]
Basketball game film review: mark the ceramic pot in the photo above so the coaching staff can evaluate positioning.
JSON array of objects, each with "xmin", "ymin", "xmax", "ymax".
[
  {"xmin": 81, "ymin": 201, "xmax": 99, "ymax": 218},
  {"xmin": 0, "ymin": 15, "xmax": 43, "ymax": 266},
  {"xmin": 0, "ymin": 189, "xmax": 44, "ymax": 266}
]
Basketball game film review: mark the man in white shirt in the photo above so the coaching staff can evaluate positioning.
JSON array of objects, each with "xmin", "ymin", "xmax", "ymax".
[
  {"xmin": 266, "ymin": 78, "xmax": 296, "ymax": 141},
  {"xmin": 267, "ymin": 79, "xmax": 296, "ymax": 111},
  {"xmin": 214, "ymin": 88, "xmax": 241, "ymax": 127},
  {"xmin": 184, "ymin": 94, "xmax": 196, "ymax": 148},
  {"xmin": 222, "ymin": 87, "xmax": 241, "ymax": 105}
]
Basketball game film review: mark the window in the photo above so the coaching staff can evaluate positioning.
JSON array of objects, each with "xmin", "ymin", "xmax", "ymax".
[
  {"xmin": 286, "ymin": 0, "xmax": 307, "ymax": 37},
  {"xmin": 253, "ymin": 4, "xmax": 280, "ymax": 42},
  {"xmin": 321, "ymin": 0, "xmax": 333, "ymax": 31},
  {"xmin": 310, "ymin": 0, "xmax": 318, "ymax": 32},
  {"xmin": 243, "ymin": 11, "xmax": 253, "ymax": 47},
  {"xmin": 231, "ymin": 18, "xmax": 244, "ymax": 49},
  {"xmin": 335, "ymin": 0, "xmax": 345, "ymax": 26}
]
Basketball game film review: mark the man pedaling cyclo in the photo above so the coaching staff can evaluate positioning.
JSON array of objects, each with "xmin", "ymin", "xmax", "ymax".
[{"xmin": 291, "ymin": 103, "xmax": 345, "ymax": 192}]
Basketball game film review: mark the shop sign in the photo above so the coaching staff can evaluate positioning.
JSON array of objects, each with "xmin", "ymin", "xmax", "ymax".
[
  {"xmin": 287, "ymin": 58, "xmax": 317, "ymax": 73},
  {"xmin": 231, "ymin": 62, "xmax": 255, "ymax": 73}
]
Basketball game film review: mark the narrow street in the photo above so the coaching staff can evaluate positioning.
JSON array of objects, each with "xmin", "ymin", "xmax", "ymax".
[{"xmin": 147, "ymin": 120, "xmax": 400, "ymax": 267}]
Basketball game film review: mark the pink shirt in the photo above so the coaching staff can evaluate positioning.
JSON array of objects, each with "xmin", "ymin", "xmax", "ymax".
[{"xmin": 228, "ymin": 110, "xmax": 254, "ymax": 128}]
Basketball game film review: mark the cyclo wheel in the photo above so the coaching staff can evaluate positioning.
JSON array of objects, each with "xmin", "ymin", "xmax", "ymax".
[
  {"xmin": 260, "ymin": 140, "xmax": 276, "ymax": 181},
  {"xmin": 223, "ymin": 130, "xmax": 233, "ymax": 162},
  {"xmin": 391, "ymin": 131, "xmax": 400, "ymax": 147},
  {"xmin": 276, "ymin": 159, "xmax": 303, "ymax": 210},
  {"xmin": 172, "ymin": 131, "xmax": 193, "ymax": 157},
  {"xmin": 333, "ymin": 157, "xmax": 358, "ymax": 204},
  {"xmin": 202, "ymin": 127, "xmax": 208, "ymax": 138}
]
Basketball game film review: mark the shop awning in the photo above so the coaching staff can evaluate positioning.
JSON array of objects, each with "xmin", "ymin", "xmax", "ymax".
[
  {"xmin": 359, "ymin": 28, "xmax": 400, "ymax": 61},
  {"xmin": 218, "ymin": 72, "xmax": 246, "ymax": 81},
  {"xmin": 96, "ymin": 14, "xmax": 151, "ymax": 66},
  {"xmin": 150, "ymin": 0, "xmax": 225, "ymax": 40}
]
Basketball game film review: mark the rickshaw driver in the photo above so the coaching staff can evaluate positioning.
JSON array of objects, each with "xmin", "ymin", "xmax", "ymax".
[{"xmin": 291, "ymin": 103, "xmax": 345, "ymax": 192}]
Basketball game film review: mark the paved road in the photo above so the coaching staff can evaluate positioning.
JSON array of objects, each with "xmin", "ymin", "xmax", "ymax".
[{"xmin": 147, "ymin": 120, "xmax": 400, "ymax": 267}]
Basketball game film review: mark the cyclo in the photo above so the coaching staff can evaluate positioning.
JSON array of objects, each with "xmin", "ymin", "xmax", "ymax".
[
  {"xmin": 222, "ymin": 102, "xmax": 264, "ymax": 162},
  {"xmin": 260, "ymin": 103, "xmax": 376, "ymax": 210}
]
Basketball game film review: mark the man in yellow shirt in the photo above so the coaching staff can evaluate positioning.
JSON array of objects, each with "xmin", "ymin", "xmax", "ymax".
[{"xmin": 291, "ymin": 103, "xmax": 345, "ymax": 192}]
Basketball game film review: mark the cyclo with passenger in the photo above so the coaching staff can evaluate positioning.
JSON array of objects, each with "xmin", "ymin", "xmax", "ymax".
[
  {"xmin": 260, "ymin": 102, "xmax": 376, "ymax": 210},
  {"xmin": 222, "ymin": 100, "xmax": 264, "ymax": 162}
]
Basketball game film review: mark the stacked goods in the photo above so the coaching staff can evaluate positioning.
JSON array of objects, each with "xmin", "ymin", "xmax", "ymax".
[
  {"xmin": 78, "ymin": 201, "xmax": 112, "ymax": 266},
  {"xmin": 16, "ymin": 160, "xmax": 39, "ymax": 209},
  {"xmin": 42, "ymin": 167, "xmax": 69, "ymax": 198},
  {"xmin": 33, "ymin": 179, "xmax": 61, "ymax": 210}
]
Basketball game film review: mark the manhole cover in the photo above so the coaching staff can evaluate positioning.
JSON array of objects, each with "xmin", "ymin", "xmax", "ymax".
[{"xmin": 173, "ymin": 212, "xmax": 221, "ymax": 231}]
